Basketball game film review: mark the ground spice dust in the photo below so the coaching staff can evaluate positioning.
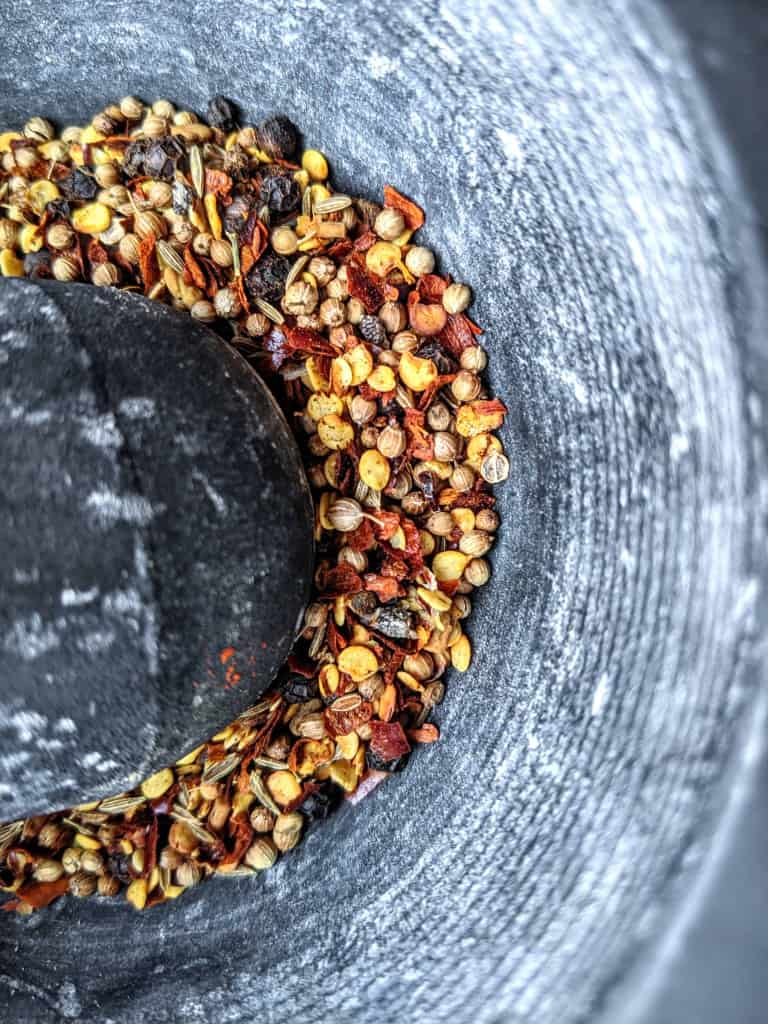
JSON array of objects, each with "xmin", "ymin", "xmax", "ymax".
[{"xmin": 0, "ymin": 96, "xmax": 509, "ymax": 913}]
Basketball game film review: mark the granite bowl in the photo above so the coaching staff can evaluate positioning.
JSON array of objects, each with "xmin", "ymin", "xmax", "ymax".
[{"xmin": 0, "ymin": 1, "xmax": 767, "ymax": 1022}]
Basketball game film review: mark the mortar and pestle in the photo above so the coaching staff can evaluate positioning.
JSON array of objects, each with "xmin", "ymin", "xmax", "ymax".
[{"xmin": 1, "ymin": 2, "xmax": 768, "ymax": 1023}]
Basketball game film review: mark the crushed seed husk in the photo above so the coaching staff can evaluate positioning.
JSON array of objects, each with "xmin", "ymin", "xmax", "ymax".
[{"xmin": 0, "ymin": 95, "xmax": 508, "ymax": 915}]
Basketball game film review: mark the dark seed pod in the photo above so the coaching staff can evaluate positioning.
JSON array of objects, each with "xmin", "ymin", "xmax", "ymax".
[
  {"xmin": 58, "ymin": 167, "xmax": 98, "ymax": 202},
  {"xmin": 278, "ymin": 673, "xmax": 319, "ymax": 704},
  {"xmin": 172, "ymin": 180, "xmax": 192, "ymax": 215},
  {"xmin": 45, "ymin": 198, "xmax": 72, "ymax": 220},
  {"xmin": 206, "ymin": 95, "xmax": 238, "ymax": 132},
  {"xmin": 258, "ymin": 169, "xmax": 300, "ymax": 214},
  {"xmin": 143, "ymin": 136, "xmax": 185, "ymax": 180},
  {"xmin": 222, "ymin": 191, "xmax": 256, "ymax": 238},
  {"xmin": 359, "ymin": 315, "xmax": 387, "ymax": 346},
  {"xmin": 255, "ymin": 114, "xmax": 299, "ymax": 160},
  {"xmin": 300, "ymin": 781, "xmax": 344, "ymax": 824},
  {"xmin": 244, "ymin": 252, "xmax": 291, "ymax": 304},
  {"xmin": 372, "ymin": 605, "xmax": 414, "ymax": 639},
  {"xmin": 223, "ymin": 144, "xmax": 250, "ymax": 181},
  {"xmin": 106, "ymin": 852, "xmax": 132, "ymax": 884},
  {"xmin": 121, "ymin": 137, "xmax": 153, "ymax": 179},
  {"xmin": 416, "ymin": 339, "xmax": 458, "ymax": 376},
  {"xmin": 23, "ymin": 250, "xmax": 52, "ymax": 279},
  {"xmin": 365, "ymin": 748, "xmax": 410, "ymax": 773}
]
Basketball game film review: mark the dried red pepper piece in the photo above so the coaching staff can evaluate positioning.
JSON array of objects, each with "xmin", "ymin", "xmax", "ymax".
[
  {"xmin": 327, "ymin": 238, "xmax": 354, "ymax": 261},
  {"xmin": 417, "ymin": 273, "xmax": 449, "ymax": 302},
  {"xmin": 320, "ymin": 563, "xmax": 364, "ymax": 595},
  {"xmin": 383, "ymin": 184, "xmax": 425, "ymax": 230},
  {"xmin": 347, "ymin": 258, "xmax": 386, "ymax": 312},
  {"xmin": 369, "ymin": 720, "xmax": 412, "ymax": 760},
  {"xmin": 346, "ymin": 518, "xmax": 376, "ymax": 551},
  {"xmin": 205, "ymin": 169, "xmax": 233, "ymax": 196},
  {"xmin": 183, "ymin": 245, "xmax": 206, "ymax": 289},
  {"xmin": 438, "ymin": 312, "xmax": 478, "ymax": 357},
  {"xmin": 371, "ymin": 510, "xmax": 401, "ymax": 541},
  {"xmin": 86, "ymin": 239, "xmax": 109, "ymax": 265},
  {"xmin": 284, "ymin": 325, "xmax": 336, "ymax": 357},
  {"xmin": 138, "ymin": 232, "xmax": 159, "ymax": 294},
  {"xmin": 252, "ymin": 219, "xmax": 269, "ymax": 263},
  {"xmin": 353, "ymin": 230, "xmax": 377, "ymax": 252},
  {"xmin": 324, "ymin": 698, "xmax": 373, "ymax": 737},
  {"xmin": 363, "ymin": 574, "xmax": 402, "ymax": 602},
  {"xmin": 326, "ymin": 619, "xmax": 347, "ymax": 658},
  {"xmin": 1, "ymin": 877, "xmax": 69, "ymax": 912}
]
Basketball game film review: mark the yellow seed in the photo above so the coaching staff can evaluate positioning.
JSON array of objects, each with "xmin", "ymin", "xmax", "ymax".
[
  {"xmin": 451, "ymin": 508, "xmax": 476, "ymax": 533},
  {"xmin": 392, "ymin": 227, "xmax": 414, "ymax": 247},
  {"xmin": 307, "ymin": 391, "xmax": 344, "ymax": 422},
  {"xmin": 140, "ymin": 767, "xmax": 174, "ymax": 800},
  {"xmin": 346, "ymin": 344, "xmax": 374, "ymax": 385},
  {"xmin": 334, "ymin": 594, "xmax": 346, "ymax": 627},
  {"xmin": 317, "ymin": 413, "xmax": 354, "ymax": 450},
  {"xmin": 451, "ymin": 634, "xmax": 472, "ymax": 672},
  {"xmin": 19, "ymin": 224, "xmax": 43, "ymax": 254},
  {"xmin": 232, "ymin": 792, "xmax": 255, "ymax": 817},
  {"xmin": 365, "ymin": 240, "xmax": 402, "ymax": 277},
  {"xmin": 176, "ymin": 744, "xmax": 204, "ymax": 766},
  {"xmin": 389, "ymin": 526, "xmax": 406, "ymax": 550},
  {"xmin": 189, "ymin": 202, "xmax": 207, "ymax": 234},
  {"xmin": 266, "ymin": 770, "xmax": 302, "ymax": 807},
  {"xmin": 417, "ymin": 586, "xmax": 453, "ymax": 612},
  {"xmin": 69, "ymin": 144, "xmax": 85, "ymax": 166},
  {"xmin": 71, "ymin": 202, "xmax": 112, "ymax": 235},
  {"xmin": 0, "ymin": 131, "xmax": 22, "ymax": 152},
  {"xmin": 73, "ymin": 800, "xmax": 100, "ymax": 811},
  {"xmin": 338, "ymin": 644, "xmax": 379, "ymax": 682},
  {"xmin": 27, "ymin": 179, "xmax": 61, "ymax": 215},
  {"xmin": 366, "ymin": 365, "xmax": 397, "ymax": 392},
  {"xmin": 328, "ymin": 759, "xmax": 359, "ymax": 793},
  {"xmin": 80, "ymin": 125, "xmax": 106, "ymax": 145},
  {"xmin": 0, "ymin": 249, "xmax": 24, "ymax": 277},
  {"xmin": 432, "ymin": 550, "xmax": 469, "ymax": 582},
  {"xmin": 336, "ymin": 732, "xmax": 360, "ymax": 761},
  {"xmin": 399, "ymin": 350, "xmax": 438, "ymax": 392},
  {"xmin": 318, "ymin": 663, "xmax": 340, "ymax": 698},
  {"xmin": 294, "ymin": 168, "xmax": 310, "ymax": 191},
  {"xmin": 148, "ymin": 865, "xmax": 161, "ymax": 892},
  {"xmin": 302, "ymin": 150, "xmax": 329, "ymax": 181},
  {"xmin": 466, "ymin": 433, "xmax": 503, "ymax": 471},
  {"xmin": 396, "ymin": 670, "xmax": 425, "ymax": 693},
  {"xmin": 359, "ymin": 449, "xmax": 391, "ymax": 491},
  {"xmin": 126, "ymin": 878, "xmax": 148, "ymax": 911},
  {"xmin": 306, "ymin": 355, "xmax": 329, "ymax": 392},
  {"xmin": 331, "ymin": 356, "xmax": 353, "ymax": 393},
  {"xmin": 318, "ymin": 491, "xmax": 335, "ymax": 532},
  {"xmin": 164, "ymin": 884, "xmax": 185, "ymax": 899},
  {"xmin": 74, "ymin": 833, "xmax": 101, "ymax": 850},
  {"xmin": 204, "ymin": 193, "xmax": 222, "ymax": 239}
]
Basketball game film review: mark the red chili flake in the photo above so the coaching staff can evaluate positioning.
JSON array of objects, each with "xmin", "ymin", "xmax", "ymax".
[
  {"xmin": 382, "ymin": 647, "xmax": 406, "ymax": 686},
  {"xmin": 400, "ymin": 517, "xmax": 423, "ymax": 568},
  {"xmin": 417, "ymin": 274, "xmax": 449, "ymax": 302},
  {"xmin": 324, "ymin": 698, "xmax": 373, "ymax": 737},
  {"xmin": 369, "ymin": 719, "xmax": 412, "ymax": 760},
  {"xmin": 438, "ymin": 579, "xmax": 460, "ymax": 597},
  {"xmin": 383, "ymin": 184, "xmax": 425, "ymax": 230},
  {"xmin": 205, "ymin": 169, "xmax": 233, "ymax": 196},
  {"xmin": 465, "ymin": 314, "xmax": 484, "ymax": 336},
  {"xmin": 473, "ymin": 398, "xmax": 508, "ymax": 416},
  {"xmin": 138, "ymin": 232, "xmax": 159, "ymax": 295},
  {"xmin": 327, "ymin": 238, "xmax": 354, "ymax": 261},
  {"xmin": 346, "ymin": 518, "xmax": 376, "ymax": 552},
  {"xmin": 1, "ymin": 877, "xmax": 70, "ymax": 912},
  {"xmin": 220, "ymin": 647, "xmax": 235, "ymax": 665},
  {"xmin": 347, "ymin": 258, "xmax": 386, "ymax": 312},
  {"xmin": 327, "ymin": 619, "xmax": 347, "ymax": 658},
  {"xmin": 353, "ymin": 230, "xmax": 378, "ymax": 252},
  {"xmin": 380, "ymin": 557, "xmax": 408, "ymax": 580},
  {"xmin": 448, "ymin": 491, "xmax": 497, "ymax": 511},
  {"xmin": 438, "ymin": 313, "xmax": 478, "ymax": 357},
  {"xmin": 232, "ymin": 273, "xmax": 250, "ymax": 315},
  {"xmin": 320, "ymin": 563, "xmax": 364, "ymax": 595},
  {"xmin": 216, "ymin": 815, "xmax": 253, "ymax": 869},
  {"xmin": 86, "ymin": 239, "xmax": 109, "ymax": 265},
  {"xmin": 406, "ymin": 418, "xmax": 435, "ymax": 460},
  {"xmin": 284, "ymin": 325, "xmax": 336, "ymax": 357},
  {"xmin": 363, "ymin": 574, "xmax": 402, "ymax": 602},
  {"xmin": 240, "ymin": 245, "xmax": 255, "ymax": 277},
  {"xmin": 183, "ymin": 245, "xmax": 206, "ymax": 289},
  {"xmin": 252, "ymin": 219, "xmax": 269, "ymax": 263},
  {"xmin": 144, "ymin": 816, "xmax": 159, "ymax": 877},
  {"xmin": 371, "ymin": 510, "xmax": 401, "ymax": 541}
]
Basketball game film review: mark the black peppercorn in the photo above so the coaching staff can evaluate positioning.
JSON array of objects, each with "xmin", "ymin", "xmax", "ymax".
[
  {"xmin": 278, "ymin": 673, "xmax": 319, "ymax": 704},
  {"xmin": 244, "ymin": 252, "xmax": 291, "ymax": 304},
  {"xmin": 45, "ymin": 198, "xmax": 72, "ymax": 220},
  {"xmin": 258, "ymin": 169, "xmax": 300, "ymax": 214},
  {"xmin": 206, "ymin": 95, "xmax": 239, "ymax": 132},
  {"xmin": 359, "ymin": 315, "xmax": 387, "ymax": 346},
  {"xmin": 172, "ymin": 180, "xmax": 192, "ymax": 215},
  {"xmin": 416, "ymin": 339, "xmax": 458, "ymax": 376},
  {"xmin": 143, "ymin": 136, "xmax": 185, "ymax": 180},
  {"xmin": 58, "ymin": 167, "xmax": 98, "ymax": 202},
  {"xmin": 365, "ymin": 748, "xmax": 410, "ymax": 773},
  {"xmin": 300, "ymin": 781, "xmax": 344, "ymax": 824},
  {"xmin": 255, "ymin": 114, "xmax": 299, "ymax": 160},
  {"xmin": 222, "ymin": 191, "xmax": 256, "ymax": 238}
]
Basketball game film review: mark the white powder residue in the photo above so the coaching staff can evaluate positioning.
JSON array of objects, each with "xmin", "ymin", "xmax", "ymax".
[
  {"xmin": 496, "ymin": 128, "xmax": 525, "ymax": 173},
  {"xmin": 80, "ymin": 751, "xmax": 103, "ymax": 769},
  {"xmin": 61, "ymin": 586, "xmax": 99, "ymax": 607},
  {"xmin": 0, "ymin": 709, "xmax": 47, "ymax": 743},
  {"xmin": 368, "ymin": 52, "xmax": 398, "ymax": 79},
  {"xmin": 118, "ymin": 396, "xmax": 156, "ymax": 419},
  {"xmin": 79, "ymin": 412, "xmax": 122, "ymax": 448},
  {"xmin": 669, "ymin": 432, "xmax": 690, "ymax": 461},
  {"xmin": 3, "ymin": 613, "xmax": 60, "ymax": 661},
  {"xmin": 76, "ymin": 630, "xmax": 116, "ymax": 655},
  {"xmin": 102, "ymin": 588, "xmax": 143, "ymax": 617},
  {"xmin": 13, "ymin": 567, "xmax": 39, "ymax": 584},
  {"xmin": 85, "ymin": 489, "xmax": 158, "ymax": 526},
  {"xmin": 591, "ymin": 673, "xmax": 611, "ymax": 717},
  {"xmin": 54, "ymin": 717, "xmax": 77, "ymax": 734},
  {"xmin": 192, "ymin": 469, "xmax": 227, "ymax": 516}
]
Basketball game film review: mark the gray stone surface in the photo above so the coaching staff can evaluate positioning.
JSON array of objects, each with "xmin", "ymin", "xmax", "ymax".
[
  {"xmin": 1, "ymin": 1, "xmax": 767, "ymax": 1023},
  {"xmin": 0, "ymin": 281, "xmax": 313, "ymax": 818}
]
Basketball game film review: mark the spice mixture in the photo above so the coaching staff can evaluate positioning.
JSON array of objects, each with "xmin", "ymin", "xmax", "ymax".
[{"xmin": 0, "ymin": 97, "xmax": 508, "ymax": 913}]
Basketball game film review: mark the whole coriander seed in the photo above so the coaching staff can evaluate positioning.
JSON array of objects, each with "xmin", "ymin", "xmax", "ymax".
[
  {"xmin": 61, "ymin": 125, "xmax": 82, "ymax": 144},
  {"xmin": 338, "ymin": 547, "xmax": 367, "ymax": 572},
  {"xmin": 392, "ymin": 331, "xmax": 419, "ymax": 354},
  {"xmin": 283, "ymin": 280, "xmax": 318, "ymax": 316},
  {"xmin": 319, "ymin": 297, "xmax": 346, "ymax": 327},
  {"xmin": 245, "ymin": 837, "xmax": 278, "ymax": 870},
  {"xmin": 346, "ymin": 297, "xmax": 366, "ymax": 325},
  {"xmin": 52, "ymin": 255, "xmax": 79, "ymax": 282},
  {"xmin": 433, "ymin": 431, "xmax": 461, "ymax": 462},
  {"xmin": 192, "ymin": 231, "xmax": 213, "ymax": 256},
  {"xmin": 146, "ymin": 180, "xmax": 173, "ymax": 208},
  {"xmin": 374, "ymin": 207, "xmax": 406, "ymax": 241},
  {"xmin": 308, "ymin": 255, "xmax": 335, "ymax": 286},
  {"xmin": 475, "ymin": 509, "xmax": 500, "ymax": 532},
  {"xmin": 405, "ymin": 245, "xmax": 435, "ymax": 276},
  {"xmin": 325, "ymin": 265, "xmax": 349, "ymax": 299},
  {"xmin": 271, "ymin": 225, "xmax": 299, "ymax": 255},
  {"xmin": 61, "ymin": 847, "xmax": 82, "ymax": 874},
  {"xmin": 176, "ymin": 862, "xmax": 202, "ymax": 888},
  {"xmin": 118, "ymin": 233, "xmax": 141, "ymax": 265},
  {"xmin": 442, "ymin": 282, "xmax": 472, "ymax": 314},
  {"xmin": 452, "ymin": 370, "xmax": 482, "ymax": 402},
  {"xmin": 328, "ymin": 497, "xmax": 364, "ymax": 532},
  {"xmin": 142, "ymin": 113, "xmax": 168, "ymax": 137},
  {"xmin": 379, "ymin": 301, "xmax": 407, "ymax": 334},
  {"xmin": 97, "ymin": 875, "xmax": 121, "ymax": 897},
  {"xmin": 159, "ymin": 847, "xmax": 183, "ymax": 872},
  {"xmin": 377, "ymin": 425, "xmax": 407, "ymax": 459},
  {"xmin": 450, "ymin": 464, "xmax": 475, "ymax": 491},
  {"xmin": 460, "ymin": 345, "xmax": 488, "ymax": 372},
  {"xmin": 92, "ymin": 111, "xmax": 119, "ymax": 136},
  {"xmin": 80, "ymin": 849, "xmax": 105, "ymax": 875},
  {"xmin": 481, "ymin": 451, "xmax": 510, "ymax": 483},
  {"xmin": 23, "ymin": 116, "xmax": 54, "ymax": 141},
  {"xmin": 0, "ymin": 218, "xmax": 19, "ymax": 249},
  {"xmin": 426, "ymin": 511, "xmax": 454, "ymax": 537},
  {"xmin": 33, "ymin": 858, "xmax": 64, "ymax": 883},
  {"xmin": 350, "ymin": 395, "xmax": 377, "ymax": 425},
  {"xmin": 134, "ymin": 209, "xmax": 167, "ymax": 239},
  {"xmin": 91, "ymin": 262, "xmax": 120, "ymax": 287},
  {"xmin": 191, "ymin": 299, "xmax": 216, "ymax": 323},
  {"xmin": 210, "ymin": 238, "xmax": 234, "ymax": 267},
  {"xmin": 245, "ymin": 311, "xmax": 270, "ymax": 337},
  {"xmin": 69, "ymin": 871, "xmax": 97, "ymax": 898},
  {"xmin": 14, "ymin": 147, "xmax": 38, "ymax": 171},
  {"xmin": 213, "ymin": 286, "xmax": 241, "ymax": 319},
  {"xmin": 273, "ymin": 812, "xmax": 303, "ymax": 852},
  {"xmin": 151, "ymin": 98, "xmax": 175, "ymax": 119},
  {"xmin": 459, "ymin": 530, "xmax": 493, "ymax": 557},
  {"xmin": 427, "ymin": 401, "xmax": 452, "ymax": 431},
  {"xmin": 94, "ymin": 163, "xmax": 120, "ymax": 188},
  {"xmin": 120, "ymin": 96, "xmax": 144, "ymax": 119},
  {"xmin": 453, "ymin": 594, "xmax": 472, "ymax": 618},
  {"xmin": 464, "ymin": 557, "xmax": 491, "ymax": 587}
]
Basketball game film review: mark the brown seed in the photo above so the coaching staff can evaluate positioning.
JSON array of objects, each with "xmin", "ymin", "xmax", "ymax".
[
  {"xmin": 452, "ymin": 371, "xmax": 482, "ymax": 402},
  {"xmin": 308, "ymin": 255, "xmax": 336, "ymax": 286},
  {"xmin": 328, "ymin": 497, "xmax": 364, "ymax": 532},
  {"xmin": 134, "ymin": 209, "xmax": 167, "ymax": 239},
  {"xmin": 33, "ymin": 858, "xmax": 64, "ymax": 883},
  {"xmin": 245, "ymin": 311, "xmax": 271, "ymax": 337},
  {"xmin": 374, "ymin": 207, "xmax": 405, "ymax": 241},
  {"xmin": 168, "ymin": 821, "xmax": 199, "ymax": 855},
  {"xmin": 401, "ymin": 491, "xmax": 430, "ymax": 516},
  {"xmin": 208, "ymin": 797, "xmax": 231, "ymax": 833},
  {"xmin": 359, "ymin": 425, "xmax": 379, "ymax": 449},
  {"xmin": 23, "ymin": 115, "xmax": 54, "ymax": 141},
  {"xmin": 0, "ymin": 218, "xmax": 18, "ymax": 249},
  {"xmin": 459, "ymin": 530, "xmax": 493, "ymax": 557},
  {"xmin": 433, "ymin": 431, "xmax": 461, "ymax": 462},
  {"xmin": 250, "ymin": 806, "xmax": 276, "ymax": 834},
  {"xmin": 475, "ymin": 509, "xmax": 500, "ymax": 532},
  {"xmin": 142, "ymin": 113, "xmax": 168, "ymax": 137},
  {"xmin": 176, "ymin": 861, "xmax": 202, "ymax": 888},
  {"xmin": 460, "ymin": 345, "xmax": 488, "ymax": 372},
  {"xmin": 146, "ymin": 180, "xmax": 173, "ymax": 208},
  {"xmin": 80, "ymin": 849, "xmax": 105, "ymax": 875},
  {"xmin": 422, "ymin": 681, "xmax": 446, "ymax": 707},
  {"xmin": 296, "ymin": 712, "xmax": 327, "ymax": 740},
  {"xmin": 350, "ymin": 395, "xmax": 377, "ymax": 425},
  {"xmin": 283, "ymin": 280, "xmax": 318, "ymax": 316},
  {"xmin": 97, "ymin": 874, "xmax": 121, "ymax": 897},
  {"xmin": 120, "ymin": 95, "xmax": 144, "ymax": 119},
  {"xmin": 61, "ymin": 846, "xmax": 82, "ymax": 874},
  {"xmin": 464, "ymin": 557, "xmax": 491, "ymax": 587},
  {"xmin": 210, "ymin": 238, "xmax": 234, "ymax": 267},
  {"xmin": 244, "ymin": 837, "xmax": 278, "ymax": 870},
  {"xmin": 391, "ymin": 330, "xmax": 418, "ymax": 354},
  {"xmin": 159, "ymin": 846, "xmax": 183, "ymax": 871},
  {"xmin": 319, "ymin": 297, "xmax": 346, "ymax": 327},
  {"xmin": 442, "ymin": 282, "xmax": 472, "ymax": 314},
  {"xmin": 379, "ymin": 301, "xmax": 406, "ymax": 334},
  {"xmin": 376, "ymin": 425, "xmax": 406, "ymax": 459},
  {"xmin": 346, "ymin": 296, "xmax": 366, "ymax": 325},
  {"xmin": 358, "ymin": 673, "xmax": 384, "ymax": 702},
  {"xmin": 481, "ymin": 451, "xmax": 509, "ymax": 484},
  {"xmin": 91, "ymin": 262, "xmax": 120, "ymax": 287},
  {"xmin": 192, "ymin": 231, "xmax": 213, "ymax": 256},
  {"xmin": 98, "ymin": 184, "xmax": 130, "ymax": 210},
  {"xmin": 94, "ymin": 162, "xmax": 120, "ymax": 188},
  {"xmin": 52, "ymin": 256, "xmax": 79, "ymax": 282},
  {"xmin": 325, "ymin": 266, "xmax": 349, "ymax": 300},
  {"xmin": 403, "ymin": 652, "xmax": 434, "ymax": 681},
  {"xmin": 265, "ymin": 733, "xmax": 293, "ymax": 761},
  {"xmin": 453, "ymin": 594, "xmax": 472, "ymax": 618},
  {"xmin": 118, "ymin": 233, "xmax": 141, "ymax": 264},
  {"xmin": 172, "ymin": 218, "xmax": 195, "ymax": 244},
  {"xmin": 450, "ymin": 465, "xmax": 476, "ymax": 492},
  {"xmin": 427, "ymin": 402, "xmax": 452, "ymax": 431},
  {"xmin": 273, "ymin": 812, "xmax": 303, "ymax": 852},
  {"xmin": 69, "ymin": 871, "xmax": 97, "ymax": 898},
  {"xmin": 37, "ymin": 822, "xmax": 68, "ymax": 849},
  {"xmin": 338, "ymin": 546, "xmax": 368, "ymax": 572},
  {"xmin": 426, "ymin": 511, "xmax": 454, "ymax": 537},
  {"xmin": 190, "ymin": 299, "xmax": 216, "ymax": 323}
]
